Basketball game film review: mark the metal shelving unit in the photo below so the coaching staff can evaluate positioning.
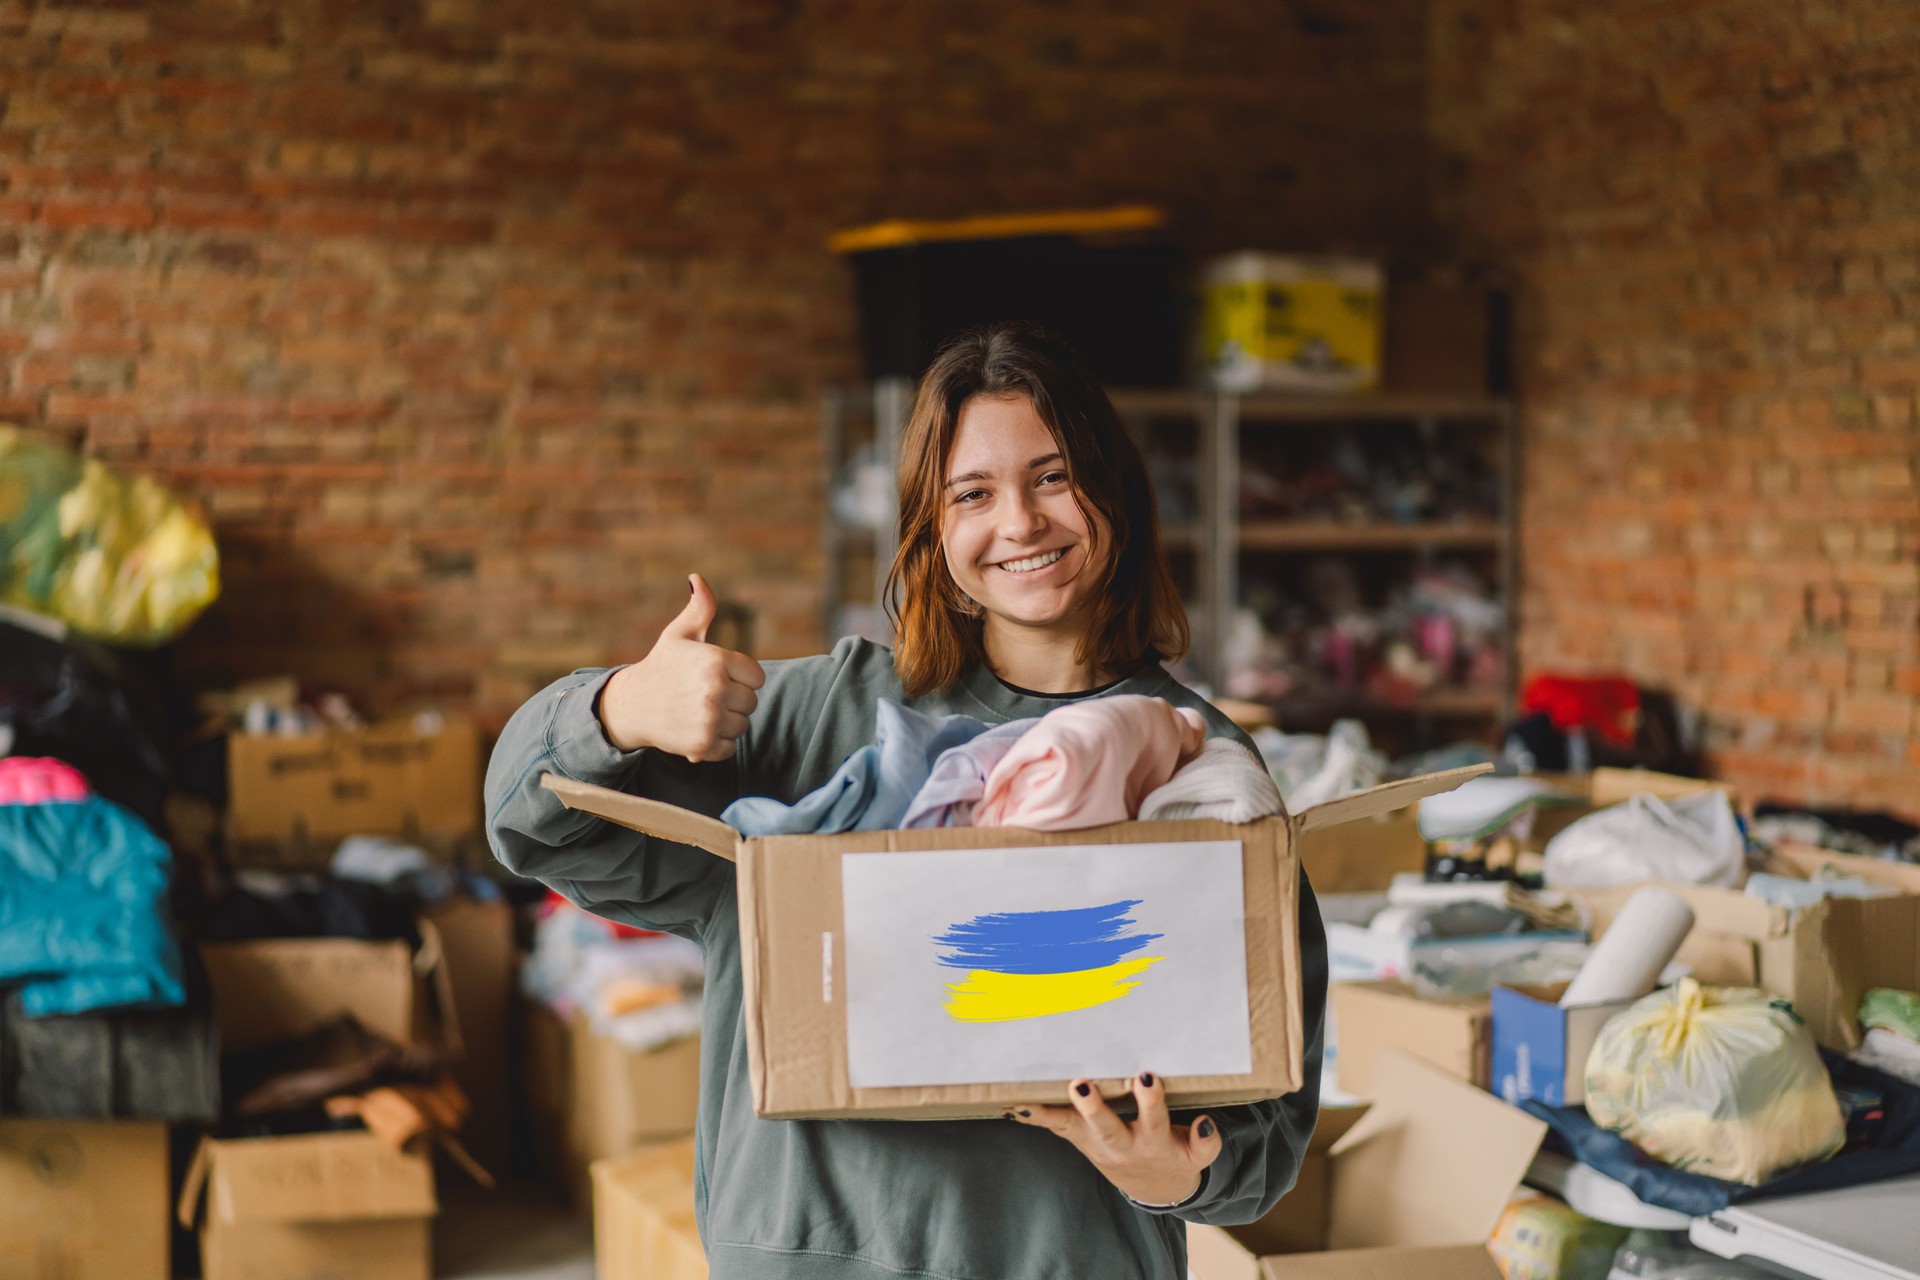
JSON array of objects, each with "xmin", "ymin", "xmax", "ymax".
[{"xmin": 823, "ymin": 383, "xmax": 1519, "ymax": 737}]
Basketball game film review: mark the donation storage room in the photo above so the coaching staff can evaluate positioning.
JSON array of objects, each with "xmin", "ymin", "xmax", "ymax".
[{"xmin": 2, "ymin": 4, "xmax": 1916, "ymax": 1280}]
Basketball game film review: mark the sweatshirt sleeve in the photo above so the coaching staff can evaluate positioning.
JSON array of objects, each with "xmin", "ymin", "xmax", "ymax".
[
  {"xmin": 1138, "ymin": 868, "xmax": 1330, "ymax": 1226},
  {"xmin": 483, "ymin": 666, "xmax": 741, "ymax": 939}
]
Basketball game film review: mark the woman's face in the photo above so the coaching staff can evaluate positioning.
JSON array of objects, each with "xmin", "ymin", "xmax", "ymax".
[{"xmin": 940, "ymin": 393, "xmax": 1111, "ymax": 639}]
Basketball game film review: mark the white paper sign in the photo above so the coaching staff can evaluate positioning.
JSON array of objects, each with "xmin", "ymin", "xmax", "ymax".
[{"xmin": 841, "ymin": 841, "xmax": 1252, "ymax": 1087}]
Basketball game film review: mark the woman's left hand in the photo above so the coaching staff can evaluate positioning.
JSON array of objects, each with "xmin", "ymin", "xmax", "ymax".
[{"xmin": 1006, "ymin": 1072, "xmax": 1222, "ymax": 1206}]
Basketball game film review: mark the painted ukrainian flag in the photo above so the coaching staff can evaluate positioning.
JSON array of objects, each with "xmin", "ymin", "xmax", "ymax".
[{"xmin": 932, "ymin": 900, "xmax": 1165, "ymax": 1023}]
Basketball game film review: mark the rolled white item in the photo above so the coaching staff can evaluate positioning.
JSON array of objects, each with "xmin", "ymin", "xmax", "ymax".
[{"xmin": 1559, "ymin": 886, "xmax": 1696, "ymax": 1008}]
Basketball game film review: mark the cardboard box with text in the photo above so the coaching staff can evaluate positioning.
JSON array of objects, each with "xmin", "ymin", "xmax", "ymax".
[
  {"xmin": 226, "ymin": 714, "xmax": 481, "ymax": 848},
  {"xmin": 1489, "ymin": 983, "xmax": 1634, "ymax": 1107},
  {"xmin": 177, "ymin": 1131, "xmax": 436, "ymax": 1280},
  {"xmin": 542, "ymin": 765, "xmax": 1485, "ymax": 1120}
]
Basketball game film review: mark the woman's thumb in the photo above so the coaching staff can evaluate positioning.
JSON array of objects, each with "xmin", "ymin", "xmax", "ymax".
[{"xmin": 663, "ymin": 573, "xmax": 718, "ymax": 643}]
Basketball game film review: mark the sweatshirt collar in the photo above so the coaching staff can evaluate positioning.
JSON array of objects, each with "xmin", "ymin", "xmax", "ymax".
[{"xmin": 954, "ymin": 661, "xmax": 1174, "ymax": 723}]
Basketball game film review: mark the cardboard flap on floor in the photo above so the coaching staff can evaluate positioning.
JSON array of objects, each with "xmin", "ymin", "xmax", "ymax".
[
  {"xmin": 542, "ymin": 773, "xmax": 739, "ymax": 861},
  {"xmin": 1296, "ymin": 765, "xmax": 1491, "ymax": 832},
  {"xmin": 178, "ymin": 1132, "xmax": 436, "ymax": 1230},
  {"xmin": 1325, "ymin": 1051, "xmax": 1546, "ymax": 1251}
]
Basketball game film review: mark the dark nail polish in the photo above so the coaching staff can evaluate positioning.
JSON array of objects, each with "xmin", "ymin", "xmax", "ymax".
[
  {"xmin": 1075, "ymin": 1082, "xmax": 1091, "ymax": 1098},
  {"xmin": 1017, "ymin": 1108, "xmax": 1031, "ymax": 1118},
  {"xmin": 1001, "ymin": 1111, "xmax": 1015, "ymax": 1120},
  {"xmin": 1197, "ymin": 1118, "xmax": 1214, "ymax": 1139},
  {"xmin": 1139, "ymin": 1072, "xmax": 1155, "ymax": 1088}
]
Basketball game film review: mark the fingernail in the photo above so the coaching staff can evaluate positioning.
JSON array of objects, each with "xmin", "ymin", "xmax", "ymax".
[
  {"xmin": 1074, "ymin": 1082, "xmax": 1091, "ymax": 1098},
  {"xmin": 1139, "ymin": 1072, "xmax": 1155, "ymax": 1088},
  {"xmin": 1197, "ymin": 1118, "xmax": 1214, "ymax": 1139},
  {"xmin": 1017, "ymin": 1108, "xmax": 1031, "ymax": 1118},
  {"xmin": 1001, "ymin": 1111, "xmax": 1015, "ymax": 1120}
]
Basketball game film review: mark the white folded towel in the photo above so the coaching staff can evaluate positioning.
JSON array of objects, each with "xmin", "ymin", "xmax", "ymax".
[{"xmin": 1137, "ymin": 738, "xmax": 1287, "ymax": 824}]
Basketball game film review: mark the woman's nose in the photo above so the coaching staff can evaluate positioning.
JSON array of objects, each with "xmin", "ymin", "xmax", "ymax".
[{"xmin": 997, "ymin": 492, "xmax": 1046, "ymax": 541}]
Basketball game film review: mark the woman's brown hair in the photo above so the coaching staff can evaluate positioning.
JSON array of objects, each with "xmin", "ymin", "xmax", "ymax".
[{"xmin": 886, "ymin": 322, "xmax": 1190, "ymax": 696}]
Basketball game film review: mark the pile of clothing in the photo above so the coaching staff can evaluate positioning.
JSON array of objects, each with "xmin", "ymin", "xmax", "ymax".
[
  {"xmin": 0, "ymin": 755, "xmax": 185, "ymax": 1016},
  {"xmin": 521, "ymin": 893, "xmax": 704, "ymax": 1053},
  {"xmin": 721, "ymin": 694, "xmax": 1287, "ymax": 837}
]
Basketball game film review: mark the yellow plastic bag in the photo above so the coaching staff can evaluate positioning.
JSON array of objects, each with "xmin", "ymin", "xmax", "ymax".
[
  {"xmin": 1584, "ymin": 979, "xmax": 1844, "ymax": 1185},
  {"xmin": 0, "ymin": 426, "xmax": 219, "ymax": 644}
]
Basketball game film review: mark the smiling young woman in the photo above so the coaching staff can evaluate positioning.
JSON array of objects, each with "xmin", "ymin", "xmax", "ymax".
[{"xmin": 485, "ymin": 322, "xmax": 1327, "ymax": 1280}]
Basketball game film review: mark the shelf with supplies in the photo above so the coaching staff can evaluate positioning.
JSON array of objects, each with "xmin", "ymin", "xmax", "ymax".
[{"xmin": 822, "ymin": 382, "xmax": 1519, "ymax": 747}]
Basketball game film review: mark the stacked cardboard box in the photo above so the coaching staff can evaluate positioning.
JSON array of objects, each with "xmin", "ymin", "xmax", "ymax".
[
  {"xmin": 593, "ymin": 1139, "xmax": 709, "ymax": 1280},
  {"xmin": 524, "ymin": 1001, "xmax": 702, "ymax": 1205},
  {"xmin": 0, "ymin": 1118, "xmax": 169, "ymax": 1280}
]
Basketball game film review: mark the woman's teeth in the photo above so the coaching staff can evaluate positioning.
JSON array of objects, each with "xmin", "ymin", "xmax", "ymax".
[{"xmin": 998, "ymin": 548, "xmax": 1066, "ymax": 574}]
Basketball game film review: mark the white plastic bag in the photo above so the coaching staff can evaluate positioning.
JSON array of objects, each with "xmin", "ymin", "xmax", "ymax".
[
  {"xmin": 1543, "ymin": 790, "xmax": 1743, "ymax": 890},
  {"xmin": 1584, "ymin": 979, "xmax": 1844, "ymax": 1185}
]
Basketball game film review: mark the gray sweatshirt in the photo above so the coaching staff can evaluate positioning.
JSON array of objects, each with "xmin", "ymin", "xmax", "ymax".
[{"xmin": 485, "ymin": 636, "xmax": 1327, "ymax": 1280}]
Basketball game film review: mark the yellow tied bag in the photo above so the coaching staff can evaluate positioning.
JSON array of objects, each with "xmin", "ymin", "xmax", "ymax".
[
  {"xmin": 0, "ymin": 426, "xmax": 219, "ymax": 644},
  {"xmin": 1584, "ymin": 978, "xmax": 1845, "ymax": 1185}
]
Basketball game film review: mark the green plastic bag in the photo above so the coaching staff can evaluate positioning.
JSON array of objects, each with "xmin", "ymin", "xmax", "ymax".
[
  {"xmin": 1584, "ymin": 979, "xmax": 1844, "ymax": 1185},
  {"xmin": 1861, "ymin": 988, "xmax": 1920, "ymax": 1042},
  {"xmin": 0, "ymin": 426, "xmax": 219, "ymax": 644}
]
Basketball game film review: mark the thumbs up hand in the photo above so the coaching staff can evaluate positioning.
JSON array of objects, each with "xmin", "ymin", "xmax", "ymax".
[{"xmin": 598, "ymin": 575, "xmax": 767, "ymax": 761}]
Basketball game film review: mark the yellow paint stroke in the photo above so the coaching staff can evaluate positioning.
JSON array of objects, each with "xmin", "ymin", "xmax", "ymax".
[{"xmin": 942, "ymin": 957, "xmax": 1163, "ymax": 1023}]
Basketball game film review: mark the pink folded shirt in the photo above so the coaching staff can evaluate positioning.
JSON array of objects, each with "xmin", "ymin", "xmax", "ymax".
[
  {"xmin": 974, "ymin": 695, "xmax": 1208, "ymax": 831},
  {"xmin": 0, "ymin": 757, "xmax": 91, "ymax": 806}
]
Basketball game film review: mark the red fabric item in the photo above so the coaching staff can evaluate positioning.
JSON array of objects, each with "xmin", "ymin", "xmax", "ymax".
[
  {"xmin": 1520, "ymin": 676, "xmax": 1641, "ymax": 747},
  {"xmin": 537, "ymin": 889, "xmax": 661, "ymax": 940},
  {"xmin": 0, "ymin": 756, "xmax": 91, "ymax": 805}
]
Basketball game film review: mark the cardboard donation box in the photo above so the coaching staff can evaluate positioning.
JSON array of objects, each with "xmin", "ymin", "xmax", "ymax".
[
  {"xmin": 1572, "ymin": 881, "xmax": 1920, "ymax": 1052},
  {"xmin": 1490, "ymin": 984, "xmax": 1633, "ymax": 1106},
  {"xmin": 593, "ymin": 1140, "xmax": 709, "ymax": 1280},
  {"xmin": 1331, "ymin": 980, "xmax": 1492, "ymax": 1095},
  {"xmin": 525, "ymin": 1002, "xmax": 702, "ymax": 1204},
  {"xmin": 178, "ymin": 1131, "xmax": 436, "ymax": 1280},
  {"xmin": 542, "ymin": 765, "xmax": 1485, "ymax": 1120},
  {"xmin": 199, "ymin": 918, "xmax": 460, "ymax": 1054},
  {"xmin": 0, "ymin": 1118, "xmax": 168, "ymax": 1280},
  {"xmin": 1189, "ymin": 1052, "xmax": 1544, "ymax": 1280},
  {"xmin": 226, "ymin": 713, "xmax": 481, "ymax": 846}
]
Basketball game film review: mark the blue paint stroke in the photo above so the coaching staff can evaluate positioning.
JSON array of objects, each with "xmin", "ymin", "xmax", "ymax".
[{"xmin": 932, "ymin": 900, "xmax": 1163, "ymax": 975}]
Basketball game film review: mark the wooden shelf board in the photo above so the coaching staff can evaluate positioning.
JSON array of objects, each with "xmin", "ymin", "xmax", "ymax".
[
  {"xmin": 1234, "ymin": 393, "xmax": 1510, "ymax": 423},
  {"xmin": 1237, "ymin": 520, "xmax": 1502, "ymax": 551}
]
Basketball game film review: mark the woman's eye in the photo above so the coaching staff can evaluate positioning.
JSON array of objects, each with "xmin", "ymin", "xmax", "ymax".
[
  {"xmin": 1038, "ymin": 471, "xmax": 1068, "ymax": 487},
  {"xmin": 956, "ymin": 489, "xmax": 987, "ymax": 504}
]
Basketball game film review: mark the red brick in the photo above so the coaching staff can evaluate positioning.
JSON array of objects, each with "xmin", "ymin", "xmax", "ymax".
[{"xmin": 39, "ymin": 200, "xmax": 157, "ymax": 230}]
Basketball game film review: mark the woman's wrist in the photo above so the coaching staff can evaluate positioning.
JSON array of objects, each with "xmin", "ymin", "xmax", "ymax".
[{"xmin": 1125, "ymin": 1168, "xmax": 1205, "ymax": 1209}]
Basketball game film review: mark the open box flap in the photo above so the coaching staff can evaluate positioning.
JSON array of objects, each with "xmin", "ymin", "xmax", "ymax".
[
  {"xmin": 1326, "ymin": 1050, "xmax": 1545, "ymax": 1251},
  {"xmin": 1296, "ymin": 765, "xmax": 1492, "ymax": 833},
  {"xmin": 541, "ymin": 773, "xmax": 739, "ymax": 862}
]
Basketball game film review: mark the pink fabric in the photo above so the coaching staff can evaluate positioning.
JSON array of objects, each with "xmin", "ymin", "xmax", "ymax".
[
  {"xmin": 0, "ymin": 757, "xmax": 92, "ymax": 805},
  {"xmin": 974, "ymin": 695, "xmax": 1208, "ymax": 831}
]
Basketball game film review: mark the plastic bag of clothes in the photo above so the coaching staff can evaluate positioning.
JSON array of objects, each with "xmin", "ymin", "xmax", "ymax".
[
  {"xmin": 0, "ymin": 425, "xmax": 219, "ymax": 644},
  {"xmin": 1543, "ymin": 790, "xmax": 1743, "ymax": 890},
  {"xmin": 1585, "ymin": 979, "xmax": 1844, "ymax": 1185}
]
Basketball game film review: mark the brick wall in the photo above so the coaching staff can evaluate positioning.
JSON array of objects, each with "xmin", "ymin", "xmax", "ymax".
[
  {"xmin": 1, "ymin": 0, "xmax": 1430, "ymax": 728},
  {"xmin": 1431, "ymin": 0, "xmax": 1920, "ymax": 815}
]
